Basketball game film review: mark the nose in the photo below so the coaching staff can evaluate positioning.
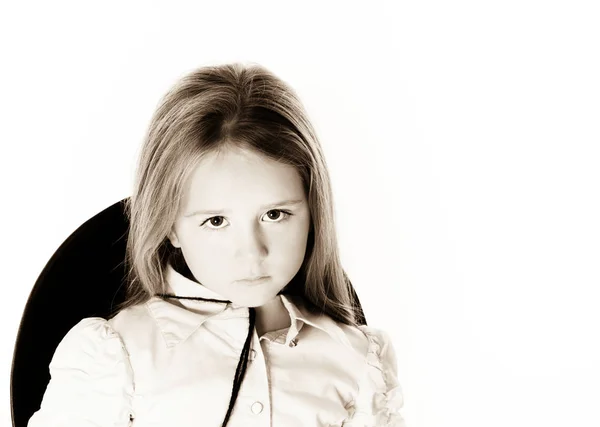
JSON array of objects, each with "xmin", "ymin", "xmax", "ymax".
[{"xmin": 235, "ymin": 222, "xmax": 268, "ymax": 262}]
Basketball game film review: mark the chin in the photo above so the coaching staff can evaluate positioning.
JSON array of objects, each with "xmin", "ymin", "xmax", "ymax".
[{"xmin": 228, "ymin": 287, "xmax": 283, "ymax": 308}]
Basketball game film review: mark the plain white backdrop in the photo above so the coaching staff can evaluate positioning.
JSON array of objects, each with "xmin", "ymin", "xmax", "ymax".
[{"xmin": 1, "ymin": 1, "xmax": 599, "ymax": 426}]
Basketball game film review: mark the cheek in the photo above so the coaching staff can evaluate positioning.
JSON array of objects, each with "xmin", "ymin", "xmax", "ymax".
[
  {"xmin": 183, "ymin": 238, "xmax": 224, "ymax": 260},
  {"xmin": 179, "ymin": 234, "xmax": 231, "ymax": 280},
  {"xmin": 272, "ymin": 218, "xmax": 311, "ymax": 261},
  {"xmin": 288, "ymin": 225, "xmax": 310, "ymax": 253}
]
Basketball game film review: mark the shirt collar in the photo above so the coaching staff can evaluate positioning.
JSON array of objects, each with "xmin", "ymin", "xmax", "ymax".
[{"xmin": 146, "ymin": 263, "xmax": 352, "ymax": 349}]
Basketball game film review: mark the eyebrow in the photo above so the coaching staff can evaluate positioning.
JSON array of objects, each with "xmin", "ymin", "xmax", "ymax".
[{"xmin": 185, "ymin": 199, "xmax": 305, "ymax": 217}]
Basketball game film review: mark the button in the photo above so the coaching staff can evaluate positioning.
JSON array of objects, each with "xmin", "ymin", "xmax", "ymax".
[
  {"xmin": 251, "ymin": 401, "xmax": 264, "ymax": 414},
  {"xmin": 289, "ymin": 338, "xmax": 298, "ymax": 348},
  {"xmin": 250, "ymin": 349, "xmax": 257, "ymax": 360}
]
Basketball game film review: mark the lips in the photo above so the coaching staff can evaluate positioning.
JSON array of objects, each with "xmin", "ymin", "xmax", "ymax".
[{"xmin": 237, "ymin": 276, "xmax": 270, "ymax": 284}]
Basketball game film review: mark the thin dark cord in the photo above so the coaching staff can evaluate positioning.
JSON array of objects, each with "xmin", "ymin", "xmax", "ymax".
[
  {"xmin": 156, "ymin": 293, "xmax": 255, "ymax": 427},
  {"xmin": 159, "ymin": 295, "xmax": 231, "ymax": 304},
  {"xmin": 222, "ymin": 306, "xmax": 255, "ymax": 426}
]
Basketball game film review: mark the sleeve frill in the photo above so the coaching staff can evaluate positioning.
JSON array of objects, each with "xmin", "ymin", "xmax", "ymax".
[
  {"xmin": 339, "ymin": 326, "xmax": 407, "ymax": 427},
  {"xmin": 28, "ymin": 317, "xmax": 135, "ymax": 427}
]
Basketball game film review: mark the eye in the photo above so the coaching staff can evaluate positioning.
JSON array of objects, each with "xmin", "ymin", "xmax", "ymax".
[
  {"xmin": 200, "ymin": 216, "xmax": 229, "ymax": 230},
  {"xmin": 263, "ymin": 209, "xmax": 292, "ymax": 222}
]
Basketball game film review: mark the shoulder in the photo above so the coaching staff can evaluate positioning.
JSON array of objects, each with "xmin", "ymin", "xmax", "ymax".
[
  {"xmin": 356, "ymin": 325, "xmax": 399, "ymax": 376},
  {"xmin": 48, "ymin": 317, "xmax": 134, "ymax": 386},
  {"xmin": 336, "ymin": 323, "xmax": 399, "ymax": 367},
  {"xmin": 52, "ymin": 317, "xmax": 130, "ymax": 367}
]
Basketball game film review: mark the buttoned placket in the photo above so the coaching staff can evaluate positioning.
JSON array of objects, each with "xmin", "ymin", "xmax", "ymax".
[
  {"xmin": 229, "ymin": 328, "xmax": 273, "ymax": 427},
  {"xmin": 229, "ymin": 321, "xmax": 302, "ymax": 427}
]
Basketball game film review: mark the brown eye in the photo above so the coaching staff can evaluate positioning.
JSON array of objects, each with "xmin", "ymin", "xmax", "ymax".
[
  {"xmin": 210, "ymin": 217, "xmax": 224, "ymax": 226},
  {"xmin": 201, "ymin": 216, "xmax": 228, "ymax": 230},
  {"xmin": 266, "ymin": 210, "xmax": 281, "ymax": 220},
  {"xmin": 263, "ymin": 210, "xmax": 292, "ymax": 222}
]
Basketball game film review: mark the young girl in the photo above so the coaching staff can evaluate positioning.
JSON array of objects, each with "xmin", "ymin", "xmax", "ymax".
[{"xmin": 28, "ymin": 63, "xmax": 406, "ymax": 427}]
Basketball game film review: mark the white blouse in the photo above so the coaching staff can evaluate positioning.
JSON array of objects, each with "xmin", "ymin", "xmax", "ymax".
[{"xmin": 28, "ymin": 265, "xmax": 406, "ymax": 427}]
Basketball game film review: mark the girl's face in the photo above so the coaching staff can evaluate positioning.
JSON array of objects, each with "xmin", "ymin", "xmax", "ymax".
[{"xmin": 169, "ymin": 145, "xmax": 311, "ymax": 308}]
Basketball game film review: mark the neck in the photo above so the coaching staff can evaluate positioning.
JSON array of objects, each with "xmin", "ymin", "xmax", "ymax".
[{"xmin": 254, "ymin": 296, "xmax": 291, "ymax": 337}]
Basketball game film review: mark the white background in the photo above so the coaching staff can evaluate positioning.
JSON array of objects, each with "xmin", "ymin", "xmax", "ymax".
[{"xmin": 1, "ymin": 1, "xmax": 599, "ymax": 426}]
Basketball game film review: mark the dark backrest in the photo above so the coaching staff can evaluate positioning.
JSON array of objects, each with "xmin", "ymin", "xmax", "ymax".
[
  {"xmin": 10, "ymin": 198, "xmax": 130, "ymax": 427},
  {"xmin": 10, "ymin": 197, "xmax": 367, "ymax": 427}
]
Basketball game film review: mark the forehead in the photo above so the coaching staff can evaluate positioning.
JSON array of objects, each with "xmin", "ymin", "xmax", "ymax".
[{"xmin": 182, "ymin": 147, "xmax": 305, "ymax": 210}]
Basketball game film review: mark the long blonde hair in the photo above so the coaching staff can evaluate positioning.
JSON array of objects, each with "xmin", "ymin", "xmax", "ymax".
[{"xmin": 117, "ymin": 62, "xmax": 365, "ymax": 327}]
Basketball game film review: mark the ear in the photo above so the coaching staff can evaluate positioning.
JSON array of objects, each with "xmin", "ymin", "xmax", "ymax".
[{"xmin": 168, "ymin": 229, "xmax": 181, "ymax": 248}]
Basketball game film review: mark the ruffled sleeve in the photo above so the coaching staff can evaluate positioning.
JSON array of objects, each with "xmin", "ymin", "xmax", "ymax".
[
  {"xmin": 28, "ymin": 317, "xmax": 135, "ymax": 427},
  {"xmin": 342, "ymin": 325, "xmax": 407, "ymax": 427}
]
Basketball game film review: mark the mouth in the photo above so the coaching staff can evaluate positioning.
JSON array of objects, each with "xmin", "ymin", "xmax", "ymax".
[{"xmin": 237, "ymin": 276, "xmax": 270, "ymax": 285}]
